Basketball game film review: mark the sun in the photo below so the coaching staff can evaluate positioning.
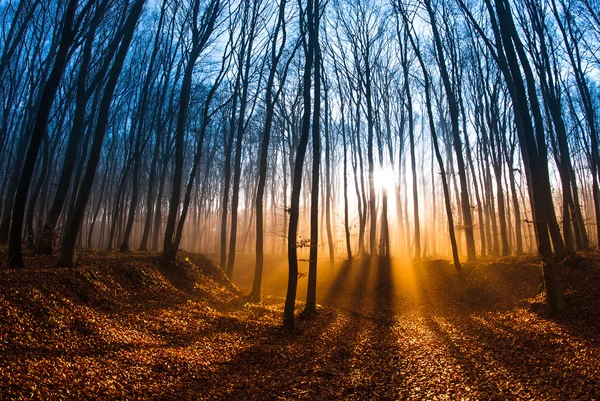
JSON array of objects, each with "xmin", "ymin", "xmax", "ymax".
[{"xmin": 373, "ymin": 165, "xmax": 397, "ymax": 193}]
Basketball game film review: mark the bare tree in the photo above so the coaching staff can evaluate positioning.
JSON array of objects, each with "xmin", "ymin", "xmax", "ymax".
[{"xmin": 162, "ymin": 0, "xmax": 222, "ymax": 267}]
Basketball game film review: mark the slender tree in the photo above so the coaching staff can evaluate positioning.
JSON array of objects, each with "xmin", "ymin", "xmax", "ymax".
[
  {"xmin": 162, "ymin": 0, "xmax": 222, "ymax": 267},
  {"xmin": 58, "ymin": 0, "xmax": 146, "ymax": 268},
  {"xmin": 283, "ymin": 0, "xmax": 315, "ymax": 329},
  {"xmin": 9, "ymin": 0, "xmax": 86, "ymax": 267}
]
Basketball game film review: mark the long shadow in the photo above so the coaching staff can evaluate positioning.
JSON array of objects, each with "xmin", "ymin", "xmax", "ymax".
[
  {"xmin": 410, "ymin": 258, "xmax": 466, "ymax": 315},
  {"xmin": 333, "ymin": 256, "xmax": 376, "ymax": 317},
  {"xmin": 315, "ymin": 256, "xmax": 376, "ymax": 317},
  {"xmin": 373, "ymin": 256, "xmax": 396, "ymax": 319},
  {"xmin": 320, "ymin": 255, "xmax": 402, "ymax": 398},
  {"xmin": 322, "ymin": 258, "xmax": 353, "ymax": 304},
  {"xmin": 428, "ymin": 313, "xmax": 600, "ymax": 398},
  {"xmin": 361, "ymin": 256, "xmax": 406, "ymax": 398},
  {"xmin": 421, "ymin": 315, "xmax": 509, "ymax": 397},
  {"xmin": 497, "ymin": 320, "xmax": 599, "ymax": 396},
  {"xmin": 315, "ymin": 256, "xmax": 383, "ymax": 399},
  {"xmin": 156, "ymin": 307, "xmax": 344, "ymax": 400},
  {"xmin": 405, "ymin": 255, "xmax": 600, "ymax": 397},
  {"xmin": 155, "ymin": 255, "xmax": 600, "ymax": 399},
  {"xmin": 165, "ymin": 257, "xmax": 380, "ymax": 400},
  {"xmin": 175, "ymin": 255, "xmax": 600, "ymax": 399}
]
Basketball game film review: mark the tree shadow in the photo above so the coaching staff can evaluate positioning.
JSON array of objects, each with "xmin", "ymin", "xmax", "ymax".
[
  {"xmin": 156, "ymin": 307, "xmax": 345, "ymax": 400},
  {"xmin": 322, "ymin": 258, "xmax": 353, "ymax": 306},
  {"xmin": 321, "ymin": 256, "xmax": 377, "ymax": 316},
  {"xmin": 373, "ymin": 256, "xmax": 396, "ymax": 320},
  {"xmin": 444, "ymin": 313, "xmax": 600, "ymax": 398},
  {"xmin": 162, "ymin": 257, "xmax": 394, "ymax": 399},
  {"xmin": 340, "ymin": 255, "xmax": 404, "ymax": 399}
]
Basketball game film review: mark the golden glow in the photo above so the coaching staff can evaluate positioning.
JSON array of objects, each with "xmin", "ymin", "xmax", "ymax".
[{"xmin": 373, "ymin": 165, "xmax": 397, "ymax": 193}]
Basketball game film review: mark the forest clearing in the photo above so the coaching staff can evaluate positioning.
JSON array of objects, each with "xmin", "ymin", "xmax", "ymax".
[{"xmin": 1, "ymin": 250, "xmax": 599, "ymax": 400}]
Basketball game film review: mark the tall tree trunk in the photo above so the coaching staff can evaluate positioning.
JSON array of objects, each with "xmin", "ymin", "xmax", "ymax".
[
  {"xmin": 425, "ymin": 0, "xmax": 476, "ymax": 262},
  {"xmin": 323, "ymin": 72, "xmax": 335, "ymax": 268},
  {"xmin": 334, "ymin": 63, "xmax": 352, "ymax": 259},
  {"xmin": 139, "ymin": 119, "xmax": 162, "ymax": 251},
  {"xmin": 119, "ymin": 150, "xmax": 142, "ymax": 252},
  {"xmin": 38, "ymin": 0, "xmax": 109, "ymax": 255},
  {"xmin": 9, "ymin": 0, "xmax": 79, "ymax": 267},
  {"xmin": 87, "ymin": 157, "xmax": 112, "ymax": 248},
  {"xmin": 399, "ymin": 3, "xmax": 463, "ymax": 277},
  {"xmin": 284, "ymin": 0, "xmax": 314, "ymax": 329},
  {"xmin": 108, "ymin": 156, "xmax": 133, "ymax": 249},
  {"xmin": 25, "ymin": 133, "xmax": 50, "ymax": 250},
  {"xmin": 474, "ymin": 0, "xmax": 564, "ymax": 313},
  {"xmin": 551, "ymin": 0, "xmax": 600, "ymax": 248},
  {"xmin": 365, "ymin": 63, "xmax": 377, "ymax": 257},
  {"xmin": 220, "ymin": 102, "xmax": 237, "ymax": 269},
  {"xmin": 251, "ymin": 0, "xmax": 288, "ymax": 301},
  {"xmin": 121, "ymin": 2, "xmax": 165, "ymax": 252},
  {"xmin": 504, "ymin": 139, "xmax": 523, "ymax": 255},
  {"xmin": 172, "ymin": 55, "xmax": 227, "ymax": 253},
  {"xmin": 402, "ymin": 49, "xmax": 420, "ymax": 260},
  {"xmin": 303, "ymin": 3, "xmax": 321, "ymax": 317},
  {"xmin": 162, "ymin": 0, "xmax": 221, "ymax": 267},
  {"xmin": 59, "ymin": 0, "xmax": 145, "ymax": 267},
  {"xmin": 151, "ymin": 146, "xmax": 170, "ymax": 251},
  {"xmin": 226, "ymin": 0, "xmax": 259, "ymax": 279}
]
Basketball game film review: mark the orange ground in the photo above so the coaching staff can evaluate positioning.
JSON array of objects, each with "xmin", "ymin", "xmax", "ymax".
[{"xmin": 1, "ymin": 249, "xmax": 599, "ymax": 399}]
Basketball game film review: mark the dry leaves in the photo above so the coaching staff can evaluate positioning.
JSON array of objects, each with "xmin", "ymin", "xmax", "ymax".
[{"xmin": 1, "ymin": 249, "xmax": 599, "ymax": 400}]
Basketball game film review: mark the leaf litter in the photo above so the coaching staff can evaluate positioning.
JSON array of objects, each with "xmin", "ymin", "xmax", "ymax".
[{"xmin": 1, "ymin": 249, "xmax": 599, "ymax": 400}]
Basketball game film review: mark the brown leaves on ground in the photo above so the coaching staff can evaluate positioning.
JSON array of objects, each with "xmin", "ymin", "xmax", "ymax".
[{"xmin": 1, "ymin": 249, "xmax": 600, "ymax": 400}]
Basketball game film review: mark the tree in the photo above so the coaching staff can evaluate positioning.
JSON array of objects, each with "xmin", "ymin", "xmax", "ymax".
[
  {"xmin": 251, "ymin": 0, "xmax": 294, "ymax": 302},
  {"xmin": 302, "ymin": 0, "xmax": 322, "ymax": 318},
  {"xmin": 58, "ymin": 0, "xmax": 146, "ymax": 268},
  {"xmin": 458, "ymin": 0, "xmax": 564, "ymax": 314},
  {"xmin": 283, "ymin": 0, "xmax": 316, "ymax": 330},
  {"xmin": 225, "ymin": 0, "xmax": 263, "ymax": 279},
  {"xmin": 424, "ymin": 0, "xmax": 477, "ymax": 262},
  {"xmin": 161, "ymin": 0, "xmax": 222, "ymax": 267},
  {"xmin": 395, "ymin": 0, "xmax": 463, "ymax": 277},
  {"xmin": 8, "ymin": 0, "xmax": 88, "ymax": 267}
]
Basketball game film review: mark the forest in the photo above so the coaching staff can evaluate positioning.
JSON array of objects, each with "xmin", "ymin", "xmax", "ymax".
[{"xmin": 1, "ymin": 0, "xmax": 600, "ymax": 398}]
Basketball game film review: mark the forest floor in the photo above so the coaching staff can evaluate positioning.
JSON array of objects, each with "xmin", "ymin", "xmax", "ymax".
[{"xmin": 1, "ymin": 249, "xmax": 600, "ymax": 400}]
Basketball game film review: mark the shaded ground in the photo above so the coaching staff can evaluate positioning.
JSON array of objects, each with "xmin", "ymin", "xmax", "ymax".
[{"xmin": 1, "ymin": 249, "xmax": 600, "ymax": 400}]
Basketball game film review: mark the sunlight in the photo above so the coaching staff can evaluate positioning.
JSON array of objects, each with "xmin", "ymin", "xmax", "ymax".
[
  {"xmin": 373, "ymin": 165, "xmax": 397, "ymax": 194},
  {"xmin": 3, "ymin": 0, "xmax": 600, "ymax": 396}
]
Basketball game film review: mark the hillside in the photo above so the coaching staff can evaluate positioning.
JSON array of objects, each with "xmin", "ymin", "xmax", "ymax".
[{"xmin": 1, "ymin": 250, "xmax": 600, "ymax": 399}]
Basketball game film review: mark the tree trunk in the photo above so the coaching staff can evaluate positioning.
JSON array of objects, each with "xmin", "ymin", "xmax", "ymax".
[
  {"xmin": 226, "ymin": 0, "xmax": 259, "ymax": 279},
  {"xmin": 162, "ymin": 0, "xmax": 221, "ymax": 267},
  {"xmin": 9, "ymin": 0, "xmax": 79, "ymax": 267},
  {"xmin": 425, "ymin": 0, "xmax": 476, "ymax": 262},
  {"xmin": 323, "ymin": 71, "xmax": 335, "ymax": 268},
  {"xmin": 403, "ymin": 51, "xmax": 420, "ymax": 260},
  {"xmin": 251, "ymin": 0, "xmax": 288, "ymax": 301},
  {"xmin": 303, "ymin": 5, "xmax": 321, "ymax": 317},
  {"xmin": 38, "ymin": 0, "xmax": 109, "ymax": 255},
  {"xmin": 59, "ymin": 0, "xmax": 144, "ymax": 267},
  {"xmin": 284, "ymin": 0, "xmax": 314, "ymax": 329},
  {"xmin": 25, "ymin": 133, "xmax": 50, "ymax": 250}
]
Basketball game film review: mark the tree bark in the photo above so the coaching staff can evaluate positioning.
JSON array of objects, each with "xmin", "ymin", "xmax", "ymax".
[
  {"xmin": 303, "ymin": 1, "xmax": 321, "ymax": 317},
  {"xmin": 284, "ymin": 0, "xmax": 314, "ymax": 329},
  {"xmin": 59, "ymin": 0, "xmax": 145, "ymax": 267},
  {"xmin": 9, "ymin": 0, "xmax": 79, "ymax": 267}
]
